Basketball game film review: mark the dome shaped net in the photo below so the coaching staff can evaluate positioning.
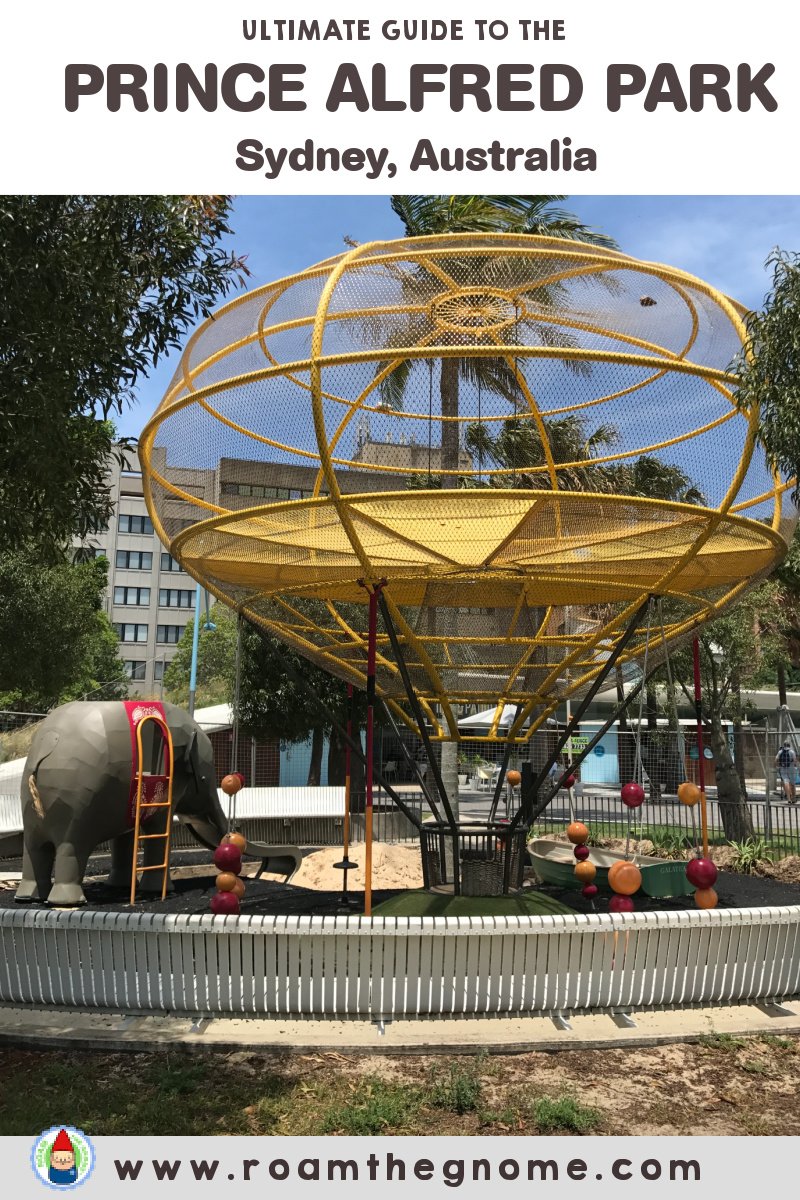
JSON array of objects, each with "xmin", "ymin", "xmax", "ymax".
[{"xmin": 140, "ymin": 233, "xmax": 794, "ymax": 742}]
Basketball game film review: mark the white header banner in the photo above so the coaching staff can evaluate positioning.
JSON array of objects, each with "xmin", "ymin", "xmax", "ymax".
[{"xmin": 2, "ymin": 0, "xmax": 798, "ymax": 192}]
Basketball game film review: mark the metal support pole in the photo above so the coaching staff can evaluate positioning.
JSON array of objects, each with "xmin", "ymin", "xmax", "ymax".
[
  {"xmin": 488, "ymin": 707, "xmax": 522, "ymax": 822},
  {"xmin": 344, "ymin": 684, "xmax": 352, "ymax": 876},
  {"xmin": 333, "ymin": 683, "xmax": 359, "ymax": 909},
  {"xmin": 379, "ymin": 699, "xmax": 444, "ymax": 823},
  {"xmin": 188, "ymin": 586, "xmax": 202, "ymax": 718},
  {"xmin": 377, "ymin": 595, "xmax": 458, "ymax": 833},
  {"xmin": 693, "ymin": 636, "xmax": 710, "ymax": 857},
  {"xmin": 377, "ymin": 592, "xmax": 460, "ymax": 895},
  {"xmin": 364, "ymin": 585, "xmax": 382, "ymax": 917},
  {"xmin": 528, "ymin": 669, "xmax": 652, "ymax": 824},
  {"xmin": 263, "ymin": 621, "xmax": 424, "ymax": 830},
  {"xmin": 508, "ymin": 598, "xmax": 650, "ymax": 832}
]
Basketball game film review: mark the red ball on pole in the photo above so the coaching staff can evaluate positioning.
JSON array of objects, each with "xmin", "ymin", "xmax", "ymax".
[
  {"xmin": 581, "ymin": 884, "xmax": 599, "ymax": 899},
  {"xmin": 211, "ymin": 891, "xmax": 240, "ymax": 915},
  {"xmin": 609, "ymin": 895, "xmax": 635, "ymax": 913},
  {"xmin": 621, "ymin": 782, "xmax": 645, "ymax": 808},
  {"xmin": 686, "ymin": 857, "xmax": 718, "ymax": 889},
  {"xmin": 574, "ymin": 844, "xmax": 590, "ymax": 861},
  {"xmin": 213, "ymin": 843, "xmax": 242, "ymax": 874},
  {"xmin": 564, "ymin": 774, "xmax": 577, "ymax": 789}
]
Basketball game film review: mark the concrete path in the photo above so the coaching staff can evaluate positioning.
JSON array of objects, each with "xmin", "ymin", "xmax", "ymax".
[{"xmin": 1, "ymin": 1001, "xmax": 798, "ymax": 1055}]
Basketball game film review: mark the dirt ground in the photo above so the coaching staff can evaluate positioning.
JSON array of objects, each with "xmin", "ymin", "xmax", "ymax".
[{"xmin": 1, "ymin": 1034, "xmax": 799, "ymax": 1135}]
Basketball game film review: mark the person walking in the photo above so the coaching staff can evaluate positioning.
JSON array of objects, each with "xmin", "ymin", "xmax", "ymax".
[{"xmin": 776, "ymin": 740, "xmax": 797, "ymax": 803}]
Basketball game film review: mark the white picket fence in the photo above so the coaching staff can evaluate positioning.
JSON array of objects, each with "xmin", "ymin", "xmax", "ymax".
[{"xmin": 1, "ymin": 905, "xmax": 798, "ymax": 1018}]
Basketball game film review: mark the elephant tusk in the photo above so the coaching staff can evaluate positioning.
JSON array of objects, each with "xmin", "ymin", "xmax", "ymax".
[{"xmin": 28, "ymin": 774, "xmax": 45, "ymax": 820}]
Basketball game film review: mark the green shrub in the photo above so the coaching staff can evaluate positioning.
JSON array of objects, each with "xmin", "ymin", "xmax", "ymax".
[
  {"xmin": 532, "ymin": 1096, "xmax": 601, "ymax": 1134},
  {"xmin": 428, "ymin": 1061, "xmax": 483, "ymax": 1114},
  {"xmin": 319, "ymin": 1079, "xmax": 421, "ymax": 1135},
  {"xmin": 727, "ymin": 837, "xmax": 773, "ymax": 874}
]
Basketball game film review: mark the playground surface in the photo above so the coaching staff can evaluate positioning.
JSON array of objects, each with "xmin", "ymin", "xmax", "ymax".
[{"xmin": 2, "ymin": 846, "xmax": 800, "ymax": 916}]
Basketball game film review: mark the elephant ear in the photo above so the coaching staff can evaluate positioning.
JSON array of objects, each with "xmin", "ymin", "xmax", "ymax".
[{"xmin": 28, "ymin": 729, "xmax": 60, "ymax": 774}]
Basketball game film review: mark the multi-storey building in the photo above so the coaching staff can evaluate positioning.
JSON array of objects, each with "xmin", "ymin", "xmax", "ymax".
[
  {"xmin": 73, "ymin": 447, "xmax": 209, "ymax": 696},
  {"xmin": 75, "ymin": 428, "xmax": 475, "ymax": 695}
]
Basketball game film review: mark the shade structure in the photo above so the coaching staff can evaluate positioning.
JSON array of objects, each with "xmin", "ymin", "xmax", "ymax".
[{"xmin": 140, "ymin": 233, "xmax": 795, "ymax": 742}]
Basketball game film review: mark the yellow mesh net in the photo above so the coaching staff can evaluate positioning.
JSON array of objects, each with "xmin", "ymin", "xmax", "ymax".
[{"xmin": 140, "ymin": 233, "xmax": 794, "ymax": 742}]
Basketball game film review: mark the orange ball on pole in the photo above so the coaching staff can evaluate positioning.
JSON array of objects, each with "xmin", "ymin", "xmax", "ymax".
[
  {"xmin": 574, "ymin": 860, "xmax": 597, "ymax": 884},
  {"xmin": 607, "ymin": 860, "xmax": 642, "ymax": 896},
  {"xmin": 694, "ymin": 887, "xmax": 719, "ymax": 909},
  {"xmin": 223, "ymin": 831, "xmax": 247, "ymax": 853},
  {"xmin": 220, "ymin": 774, "xmax": 243, "ymax": 796},
  {"xmin": 506, "ymin": 770, "xmax": 522, "ymax": 787},
  {"xmin": 678, "ymin": 781, "xmax": 701, "ymax": 807},
  {"xmin": 566, "ymin": 821, "xmax": 590, "ymax": 845},
  {"xmin": 231, "ymin": 877, "xmax": 246, "ymax": 899},
  {"xmin": 216, "ymin": 872, "xmax": 239, "ymax": 892}
]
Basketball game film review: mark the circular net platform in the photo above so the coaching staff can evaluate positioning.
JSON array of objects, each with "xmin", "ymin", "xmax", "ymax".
[{"xmin": 141, "ymin": 234, "xmax": 794, "ymax": 742}]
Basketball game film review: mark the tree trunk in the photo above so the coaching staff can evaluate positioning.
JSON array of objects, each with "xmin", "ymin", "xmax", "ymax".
[
  {"xmin": 731, "ymin": 671, "xmax": 748, "ymax": 801},
  {"xmin": 640, "ymin": 682, "xmax": 662, "ymax": 799},
  {"xmin": 439, "ymin": 739, "xmax": 460, "ymax": 822},
  {"xmin": 708, "ymin": 716, "xmax": 754, "ymax": 841},
  {"xmin": 440, "ymin": 356, "xmax": 460, "ymax": 478},
  {"xmin": 327, "ymin": 724, "xmax": 345, "ymax": 786},
  {"xmin": 307, "ymin": 725, "xmax": 324, "ymax": 787}
]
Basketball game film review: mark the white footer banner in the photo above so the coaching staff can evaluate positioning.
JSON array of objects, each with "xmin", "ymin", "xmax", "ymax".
[{"xmin": 5, "ymin": 1135, "xmax": 790, "ymax": 1197}]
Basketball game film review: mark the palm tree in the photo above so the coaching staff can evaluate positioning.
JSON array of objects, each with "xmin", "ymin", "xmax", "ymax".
[
  {"xmin": 380, "ymin": 196, "xmax": 618, "ymax": 808},
  {"xmin": 465, "ymin": 414, "xmax": 706, "ymax": 501}
]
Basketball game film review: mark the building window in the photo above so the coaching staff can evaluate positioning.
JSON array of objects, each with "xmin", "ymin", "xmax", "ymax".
[
  {"xmin": 123, "ymin": 660, "xmax": 146, "ymax": 681},
  {"xmin": 113, "ymin": 623, "xmax": 148, "ymax": 643},
  {"xmin": 159, "ymin": 588, "xmax": 195, "ymax": 608},
  {"xmin": 219, "ymin": 482, "xmax": 312, "ymax": 501},
  {"xmin": 118, "ymin": 513, "xmax": 154, "ymax": 535},
  {"xmin": 154, "ymin": 660, "xmax": 167, "ymax": 681},
  {"xmin": 157, "ymin": 624, "xmax": 184, "ymax": 644},
  {"xmin": 160, "ymin": 553, "xmax": 184, "ymax": 573},
  {"xmin": 116, "ymin": 550, "xmax": 153, "ymax": 571},
  {"xmin": 113, "ymin": 586, "xmax": 151, "ymax": 606}
]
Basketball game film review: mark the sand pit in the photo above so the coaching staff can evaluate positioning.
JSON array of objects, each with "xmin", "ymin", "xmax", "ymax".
[{"xmin": 289, "ymin": 842, "xmax": 424, "ymax": 891}]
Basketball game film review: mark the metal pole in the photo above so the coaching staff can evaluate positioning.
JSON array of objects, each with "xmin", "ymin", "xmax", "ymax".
[
  {"xmin": 508, "ymin": 598, "xmax": 650, "ymax": 832},
  {"xmin": 365, "ymin": 585, "xmax": 381, "ymax": 917},
  {"xmin": 188, "ymin": 585, "xmax": 202, "ymax": 718},
  {"xmin": 693, "ymin": 636, "xmax": 709, "ymax": 857}
]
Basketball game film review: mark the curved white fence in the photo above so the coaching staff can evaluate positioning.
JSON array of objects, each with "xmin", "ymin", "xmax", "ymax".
[{"xmin": 1, "ymin": 906, "xmax": 798, "ymax": 1018}]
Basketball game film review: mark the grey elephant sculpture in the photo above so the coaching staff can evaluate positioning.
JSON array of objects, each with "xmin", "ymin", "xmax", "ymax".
[{"xmin": 15, "ymin": 700, "xmax": 301, "ymax": 906}]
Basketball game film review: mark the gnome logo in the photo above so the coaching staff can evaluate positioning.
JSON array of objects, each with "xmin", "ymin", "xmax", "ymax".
[{"xmin": 31, "ymin": 1126, "xmax": 95, "ymax": 1189}]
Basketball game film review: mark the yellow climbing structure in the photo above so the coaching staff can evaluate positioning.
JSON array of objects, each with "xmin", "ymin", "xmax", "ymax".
[{"xmin": 139, "ymin": 234, "xmax": 795, "ymax": 742}]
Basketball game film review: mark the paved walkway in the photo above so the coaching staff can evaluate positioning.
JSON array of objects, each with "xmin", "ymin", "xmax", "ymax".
[{"xmin": 1, "ymin": 1001, "xmax": 798, "ymax": 1055}]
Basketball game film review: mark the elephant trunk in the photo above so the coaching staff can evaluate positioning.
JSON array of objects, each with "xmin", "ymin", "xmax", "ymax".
[{"xmin": 180, "ymin": 786, "xmax": 301, "ymax": 881}]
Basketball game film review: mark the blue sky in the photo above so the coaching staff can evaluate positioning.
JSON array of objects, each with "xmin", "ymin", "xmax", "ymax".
[{"xmin": 120, "ymin": 195, "xmax": 800, "ymax": 439}]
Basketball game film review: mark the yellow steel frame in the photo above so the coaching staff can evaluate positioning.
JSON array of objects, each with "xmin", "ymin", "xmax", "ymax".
[{"xmin": 139, "ymin": 234, "xmax": 793, "ymax": 743}]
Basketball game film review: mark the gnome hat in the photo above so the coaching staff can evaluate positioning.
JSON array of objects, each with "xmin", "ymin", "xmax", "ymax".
[{"xmin": 52, "ymin": 1130, "xmax": 74, "ymax": 1153}]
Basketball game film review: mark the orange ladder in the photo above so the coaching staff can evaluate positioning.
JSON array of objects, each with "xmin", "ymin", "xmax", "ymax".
[{"xmin": 129, "ymin": 714, "xmax": 175, "ymax": 904}]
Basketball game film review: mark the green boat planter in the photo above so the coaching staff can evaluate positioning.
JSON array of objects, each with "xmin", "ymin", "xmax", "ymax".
[{"xmin": 529, "ymin": 838, "xmax": 696, "ymax": 899}]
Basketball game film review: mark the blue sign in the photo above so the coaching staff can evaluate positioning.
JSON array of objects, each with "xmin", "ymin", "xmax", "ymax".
[
  {"xmin": 689, "ymin": 746, "xmax": 699, "ymax": 760},
  {"xmin": 593, "ymin": 745, "xmax": 605, "ymax": 757}
]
